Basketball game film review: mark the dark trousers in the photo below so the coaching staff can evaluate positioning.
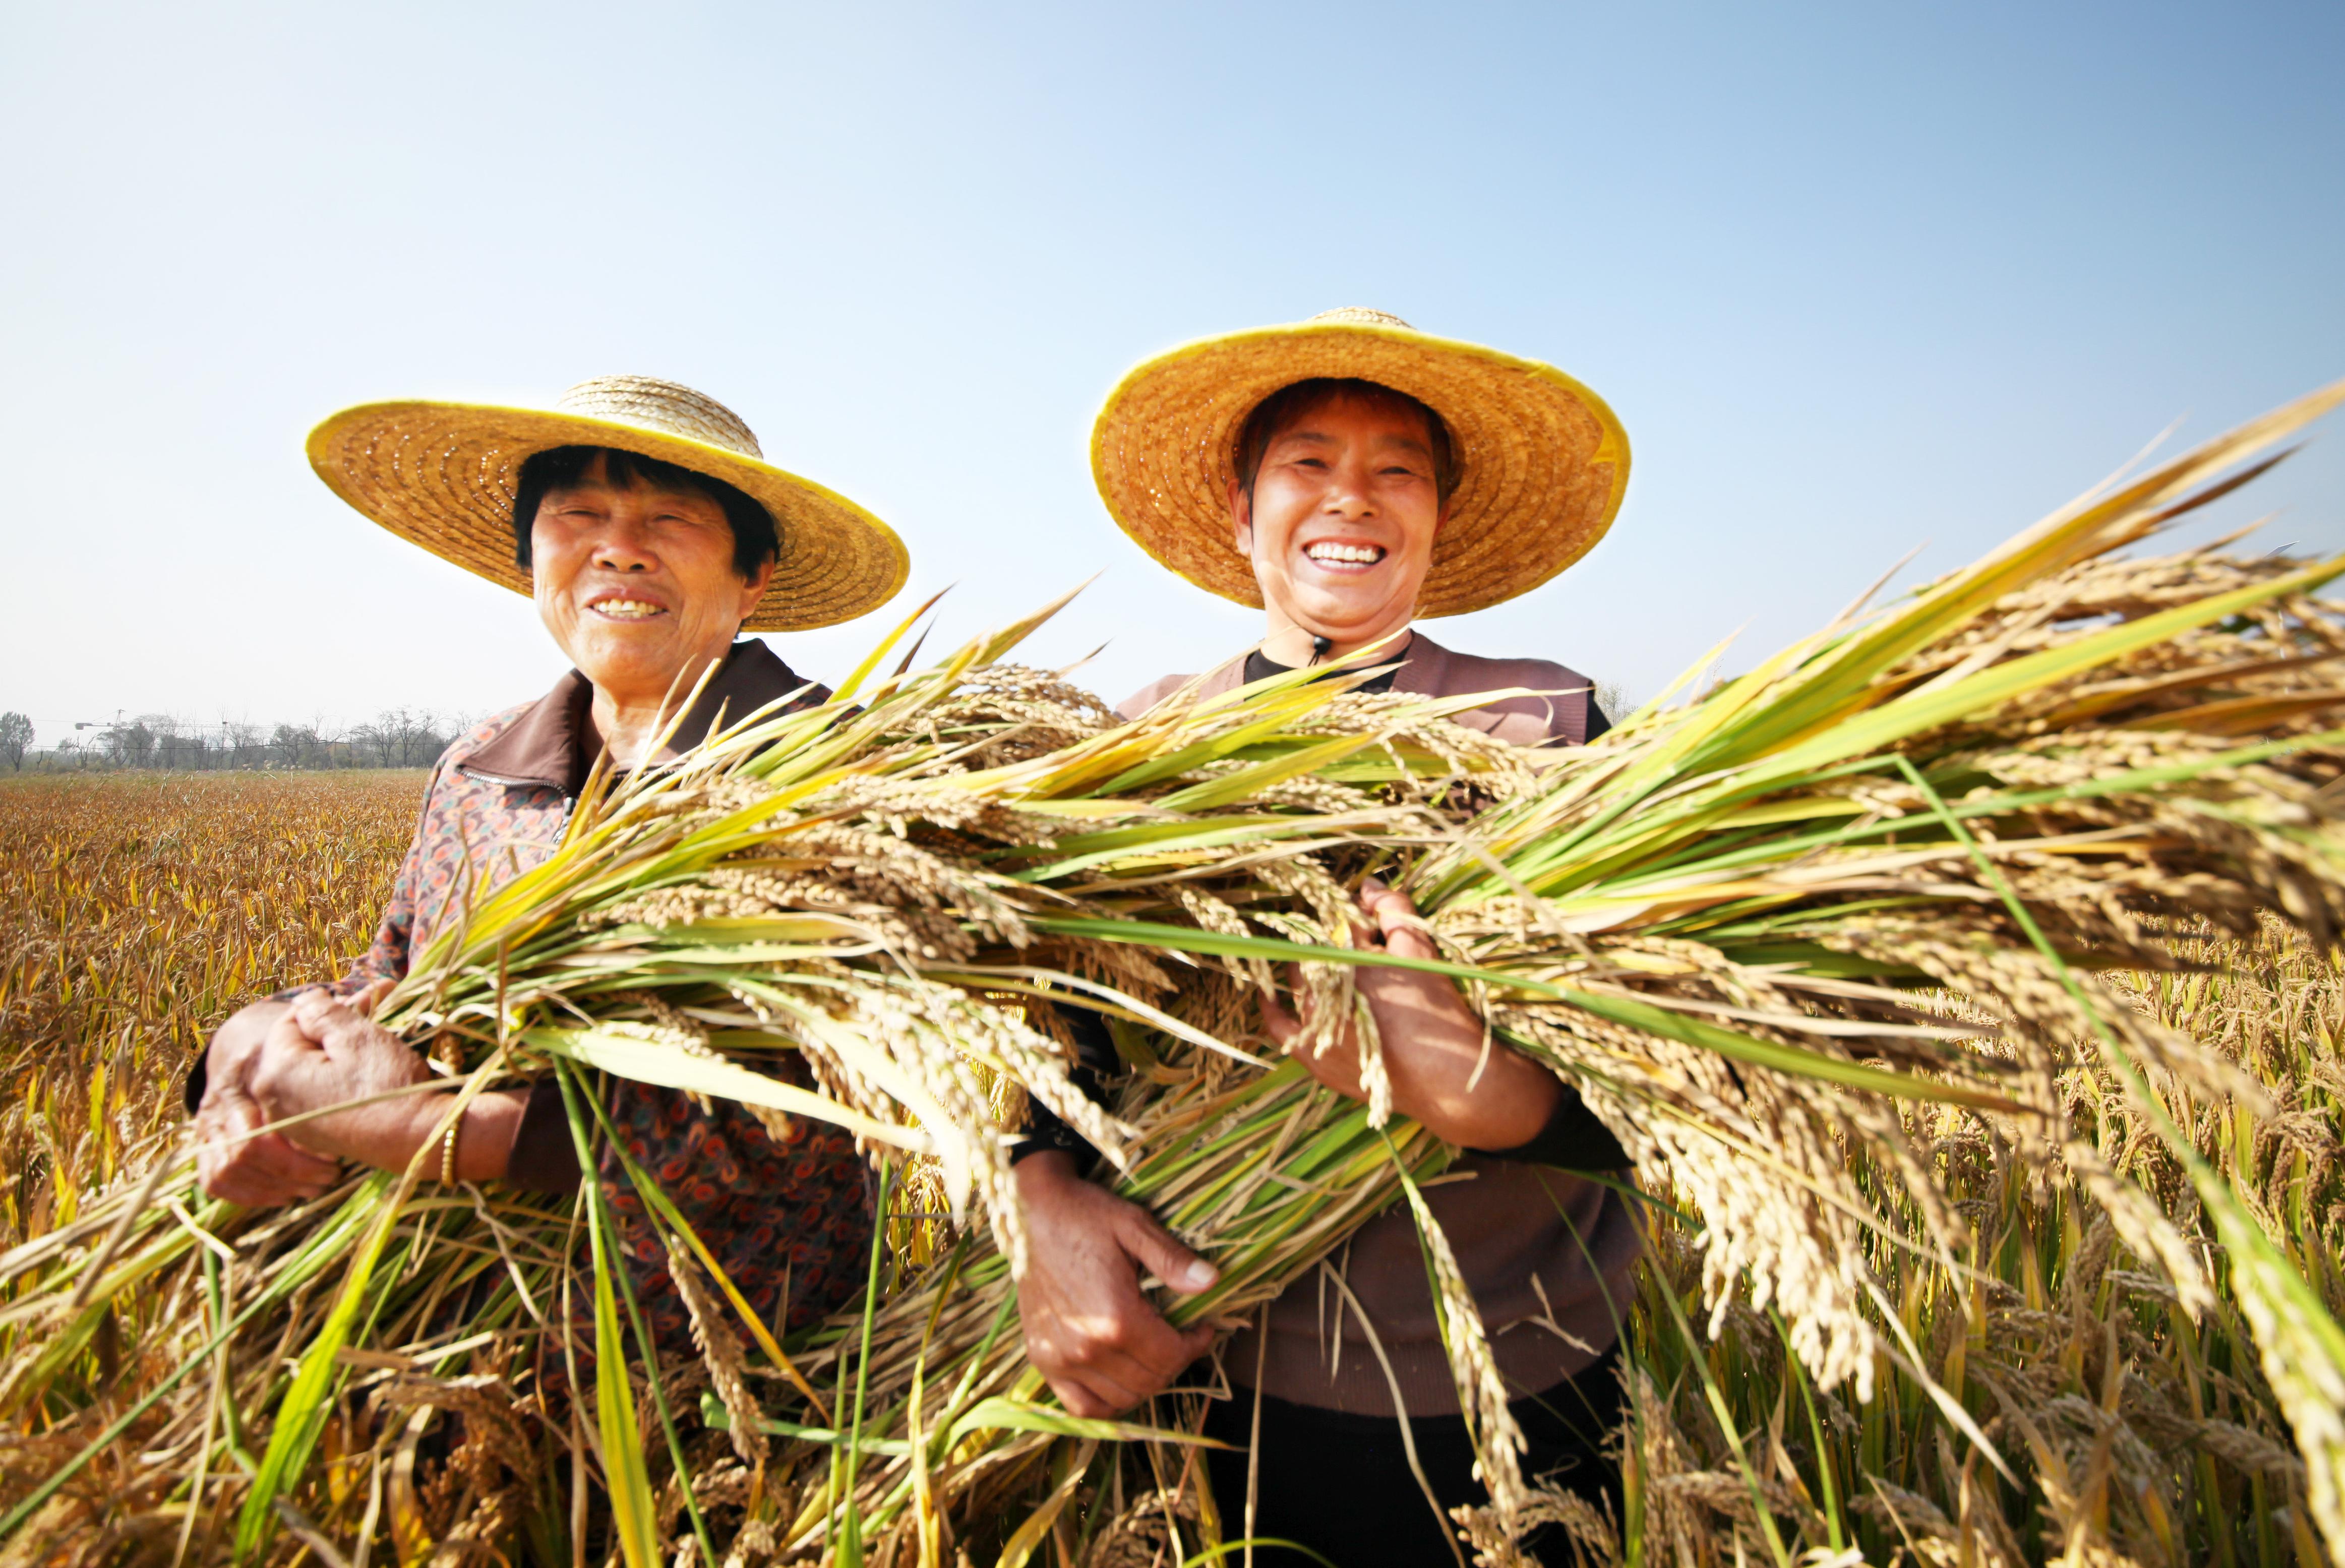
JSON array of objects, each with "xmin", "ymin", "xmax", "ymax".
[{"xmin": 1199, "ymin": 1347, "xmax": 1621, "ymax": 1567}]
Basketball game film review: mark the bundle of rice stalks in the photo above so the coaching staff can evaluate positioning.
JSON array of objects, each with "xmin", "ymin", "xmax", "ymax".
[{"xmin": 4, "ymin": 382, "xmax": 2343, "ymax": 1567}]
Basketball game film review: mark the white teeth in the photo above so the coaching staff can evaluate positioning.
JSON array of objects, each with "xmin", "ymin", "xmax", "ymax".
[
  {"xmin": 1305, "ymin": 542, "xmax": 1384, "ymax": 565},
  {"xmin": 593, "ymin": 599, "xmax": 665, "ymax": 618}
]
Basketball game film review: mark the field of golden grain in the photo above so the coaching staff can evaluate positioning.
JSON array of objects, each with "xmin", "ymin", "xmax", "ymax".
[
  {"xmin": 0, "ymin": 771, "xmax": 2337, "ymax": 1565},
  {"xmin": 0, "ymin": 774, "xmax": 420, "ymax": 1257}
]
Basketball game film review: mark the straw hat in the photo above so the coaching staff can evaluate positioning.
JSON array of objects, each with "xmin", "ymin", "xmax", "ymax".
[
  {"xmin": 1092, "ymin": 309, "xmax": 1629, "ymax": 618},
  {"xmin": 307, "ymin": 376, "xmax": 909, "ymax": 631}
]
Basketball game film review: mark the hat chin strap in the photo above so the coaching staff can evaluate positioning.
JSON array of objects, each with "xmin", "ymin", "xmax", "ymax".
[{"xmin": 1308, "ymin": 634, "xmax": 1334, "ymax": 668}]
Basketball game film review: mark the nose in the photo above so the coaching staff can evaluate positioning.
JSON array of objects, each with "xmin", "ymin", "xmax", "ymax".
[
  {"xmin": 1322, "ymin": 458, "xmax": 1375, "ymax": 521},
  {"xmin": 589, "ymin": 515, "xmax": 657, "ymax": 573}
]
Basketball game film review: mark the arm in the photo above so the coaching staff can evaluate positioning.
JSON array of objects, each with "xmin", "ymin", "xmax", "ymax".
[
  {"xmin": 247, "ymin": 990, "xmax": 528, "ymax": 1180},
  {"xmin": 196, "ymin": 990, "xmax": 529, "ymax": 1204},
  {"xmin": 1266, "ymin": 878, "xmax": 1560, "ymax": 1150}
]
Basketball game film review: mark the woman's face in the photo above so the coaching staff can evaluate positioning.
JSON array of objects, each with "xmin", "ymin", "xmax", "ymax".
[
  {"xmin": 1229, "ymin": 391, "xmax": 1446, "ymax": 646},
  {"xmin": 529, "ymin": 454, "xmax": 773, "ymax": 700}
]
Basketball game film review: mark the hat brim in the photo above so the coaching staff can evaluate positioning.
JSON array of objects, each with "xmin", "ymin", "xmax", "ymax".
[
  {"xmin": 1091, "ymin": 321, "xmax": 1629, "ymax": 618},
  {"xmin": 308, "ymin": 401, "xmax": 909, "ymax": 632}
]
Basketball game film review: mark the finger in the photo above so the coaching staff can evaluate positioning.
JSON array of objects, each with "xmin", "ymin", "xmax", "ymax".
[
  {"xmin": 1071, "ymin": 1337, "xmax": 1186, "ymax": 1411},
  {"xmin": 223, "ymin": 1121, "xmax": 342, "ymax": 1184},
  {"xmin": 203, "ymin": 1094, "xmax": 339, "ymax": 1179},
  {"xmin": 1049, "ymin": 1377, "xmax": 1114, "ymax": 1419},
  {"xmin": 350, "ymin": 979, "xmax": 395, "ymax": 1019},
  {"xmin": 291, "ymin": 989, "xmax": 359, "ymax": 1040},
  {"xmin": 209, "ymin": 1164, "xmax": 333, "ymax": 1207},
  {"xmin": 201, "ymin": 1131, "xmax": 336, "ymax": 1204},
  {"xmin": 289, "ymin": 987, "xmax": 339, "ymax": 1024},
  {"xmin": 253, "ymin": 1130, "xmax": 346, "ymax": 1182},
  {"xmin": 1028, "ymin": 1325, "xmax": 1155, "ymax": 1414},
  {"xmin": 1259, "ymin": 989, "xmax": 1299, "ymax": 1046},
  {"xmin": 1380, "ymin": 920, "xmax": 1438, "ymax": 960},
  {"xmin": 298, "ymin": 995, "xmax": 391, "ymax": 1062},
  {"xmin": 1366, "ymin": 886, "xmax": 1438, "ymax": 958},
  {"xmin": 1115, "ymin": 1206, "xmax": 1219, "ymax": 1295},
  {"xmin": 264, "ymin": 1005, "xmax": 329, "ymax": 1056}
]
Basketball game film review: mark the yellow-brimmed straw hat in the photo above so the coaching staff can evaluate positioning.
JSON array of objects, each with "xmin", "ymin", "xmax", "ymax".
[
  {"xmin": 1092, "ymin": 309, "xmax": 1629, "ymax": 618},
  {"xmin": 307, "ymin": 376, "xmax": 909, "ymax": 631}
]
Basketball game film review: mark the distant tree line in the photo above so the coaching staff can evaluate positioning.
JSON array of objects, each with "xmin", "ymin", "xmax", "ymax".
[{"xmin": 4, "ymin": 708, "xmax": 473, "ymax": 772}]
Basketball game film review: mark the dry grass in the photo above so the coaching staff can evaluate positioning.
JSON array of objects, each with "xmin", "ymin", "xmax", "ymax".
[{"xmin": 0, "ymin": 773, "xmax": 419, "ymax": 1250}]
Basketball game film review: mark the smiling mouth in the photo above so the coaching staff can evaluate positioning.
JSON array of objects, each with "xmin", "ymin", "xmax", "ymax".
[
  {"xmin": 589, "ymin": 597, "xmax": 669, "ymax": 620},
  {"xmin": 1304, "ymin": 541, "xmax": 1387, "ymax": 567}
]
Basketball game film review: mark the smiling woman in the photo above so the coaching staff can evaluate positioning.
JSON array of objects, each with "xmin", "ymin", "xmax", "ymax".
[
  {"xmin": 1025, "ymin": 309, "xmax": 1637, "ymax": 1565},
  {"xmin": 185, "ymin": 375, "xmax": 909, "ymax": 1394}
]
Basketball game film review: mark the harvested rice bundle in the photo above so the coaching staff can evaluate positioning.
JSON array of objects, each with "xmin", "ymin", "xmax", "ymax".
[
  {"xmin": 781, "ymin": 379, "xmax": 2345, "ymax": 1562},
  {"xmin": 5, "ymin": 384, "xmax": 2345, "ymax": 1566}
]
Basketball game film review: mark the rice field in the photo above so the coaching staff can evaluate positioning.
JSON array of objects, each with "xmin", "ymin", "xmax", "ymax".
[
  {"xmin": 0, "ymin": 774, "xmax": 419, "ymax": 1270},
  {"xmin": 1, "ymin": 755, "xmax": 2337, "ymax": 1566}
]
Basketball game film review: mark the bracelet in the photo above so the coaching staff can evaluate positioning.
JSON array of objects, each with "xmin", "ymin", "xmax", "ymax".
[{"xmin": 440, "ymin": 1116, "xmax": 462, "ymax": 1186}]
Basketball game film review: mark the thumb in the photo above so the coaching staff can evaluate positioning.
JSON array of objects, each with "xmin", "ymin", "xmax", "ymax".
[
  {"xmin": 350, "ymin": 979, "xmax": 395, "ymax": 1019},
  {"xmin": 1116, "ymin": 1207, "xmax": 1219, "ymax": 1295}
]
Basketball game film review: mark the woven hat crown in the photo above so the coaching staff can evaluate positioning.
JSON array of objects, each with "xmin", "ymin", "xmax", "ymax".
[
  {"xmin": 553, "ymin": 376, "xmax": 765, "ymax": 460},
  {"xmin": 1307, "ymin": 306, "xmax": 1414, "ymax": 330}
]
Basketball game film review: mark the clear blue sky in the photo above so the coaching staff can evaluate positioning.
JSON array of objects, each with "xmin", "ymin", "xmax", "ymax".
[{"xmin": 5, "ymin": 2, "xmax": 2340, "ymax": 745}]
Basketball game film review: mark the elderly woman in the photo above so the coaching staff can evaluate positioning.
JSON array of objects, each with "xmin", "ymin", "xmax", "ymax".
[
  {"xmin": 1018, "ymin": 312, "xmax": 1639, "ymax": 1564},
  {"xmin": 189, "ymin": 376, "xmax": 908, "ymax": 1358}
]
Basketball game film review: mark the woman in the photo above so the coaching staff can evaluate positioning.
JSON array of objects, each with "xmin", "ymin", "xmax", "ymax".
[
  {"xmin": 1017, "ymin": 311, "xmax": 1639, "ymax": 1564},
  {"xmin": 189, "ymin": 375, "xmax": 908, "ymax": 1364}
]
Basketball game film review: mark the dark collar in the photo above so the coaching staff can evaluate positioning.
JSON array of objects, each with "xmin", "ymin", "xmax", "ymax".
[
  {"xmin": 1241, "ymin": 632, "xmax": 1418, "ymax": 695},
  {"xmin": 462, "ymin": 639, "xmax": 830, "ymax": 794}
]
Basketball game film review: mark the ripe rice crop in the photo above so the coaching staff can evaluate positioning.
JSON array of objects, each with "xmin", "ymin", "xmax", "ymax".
[
  {"xmin": 0, "ymin": 773, "xmax": 420, "ymax": 1250},
  {"xmin": 1624, "ymin": 920, "xmax": 2343, "ymax": 1567},
  {"xmin": 4, "ymin": 772, "xmax": 2338, "ymax": 1564}
]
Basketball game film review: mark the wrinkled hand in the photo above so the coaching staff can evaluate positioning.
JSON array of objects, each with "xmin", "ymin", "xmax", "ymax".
[
  {"xmin": 1262, "ymin": 878, "xmax": 1559, "ymax": 1149},
  {"xmin": 1012, "ymin": 1151, "xmax": 1220, "ymax": 1417},
  {"xmin": 194, "ymin": 1000, "xmax": 345, "ymax": 1207},
  {"xmin": 248, "ymin": 987, "xmax": 440, "ymax": 1171}
]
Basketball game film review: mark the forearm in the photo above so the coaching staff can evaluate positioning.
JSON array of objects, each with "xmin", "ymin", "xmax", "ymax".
[
  {"xmin": 1387, "ymin": 1028, "xmax": 1560, "ymax": 1150},
  {"xmin": 1357, "ymin": 979, "xmax": 1559, "ymax": 1149},
  {"xmin": 1014, "ymin": 1147, "xmax": 1083, "ymax": 1191},
  {"xmin": 338, "ymin": 1087, "xmax": 529, "ymax": 1181},
  {"xmin": 1010, "ymin": 1004, "xmax": 1118, "ymax": 1166}
]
